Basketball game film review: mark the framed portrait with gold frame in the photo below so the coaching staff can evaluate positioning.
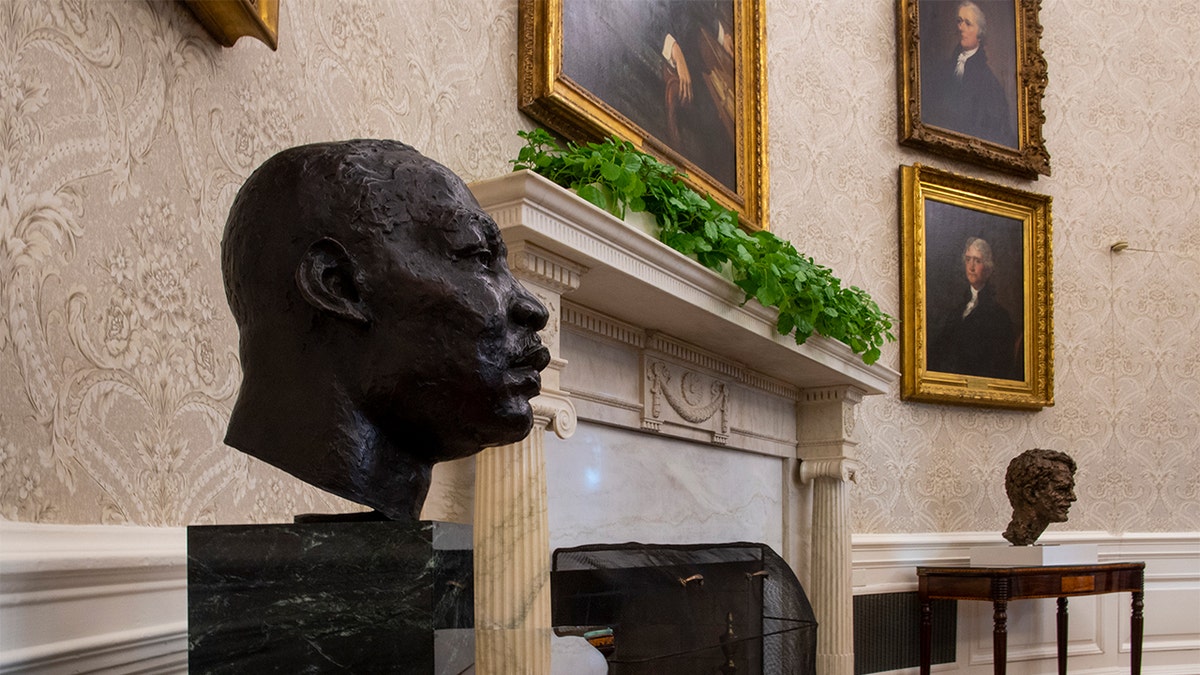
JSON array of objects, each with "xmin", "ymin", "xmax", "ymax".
[
  {"xmin": 518, "ymin": 0, "xmax": 768, "ymax": 230},
  {"xmin": 897, "ymin": 0, "xmax": 1049, "ymax": 178},
  {"xmin": 900, "ymin": 164, "xmax": 1053, "ymax": 409}
]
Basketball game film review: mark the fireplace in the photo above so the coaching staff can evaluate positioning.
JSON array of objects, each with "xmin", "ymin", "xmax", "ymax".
[{"xmin": 419, "ymin": 170, "xmax": 895, "ymax": 674}]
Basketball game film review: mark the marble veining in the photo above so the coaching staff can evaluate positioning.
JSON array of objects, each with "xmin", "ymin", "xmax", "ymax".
[
  {"xmin": 545, "ymin": 424, "xmax": 785, "ymax": 552},
  {"xmin": 188, "ymin": 520, "xmax": 472, "ymax": 673}
]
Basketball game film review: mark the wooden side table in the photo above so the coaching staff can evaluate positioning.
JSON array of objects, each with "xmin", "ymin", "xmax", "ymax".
[{"xmin": 917, "ymin": 562, "xmax": 1144, "ymax": 675}]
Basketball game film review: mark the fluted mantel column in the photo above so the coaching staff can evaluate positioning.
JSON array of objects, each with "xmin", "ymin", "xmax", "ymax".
[
  {"xmin": 473, "ymin": 243, "xmax": 582, "ymax": 674},
  {"xmin": 797, "ymin": 386, "xmax": 865, "ymax": 675}
]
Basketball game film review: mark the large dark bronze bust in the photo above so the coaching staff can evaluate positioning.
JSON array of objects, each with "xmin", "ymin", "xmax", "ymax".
[
  {"xmin": 221, "ymin": 139, "xmax": 550, "ymax": 520},
  {"xmin": 1002, "ymin": 448, "xmax": 1077, "ymax": 546}
]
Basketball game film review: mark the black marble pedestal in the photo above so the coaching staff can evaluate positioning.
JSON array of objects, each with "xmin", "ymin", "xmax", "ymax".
[{"xmin": 187, "ymin": 519, "xmax": 472, "ymax": 674}]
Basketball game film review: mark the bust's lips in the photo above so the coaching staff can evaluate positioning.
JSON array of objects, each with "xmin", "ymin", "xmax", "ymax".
[
  {"xmin": 507, "ymin": 341, "xmax": 551, "ymax": 396},
  {"xmin": 514, "ymin": 340, "xmax": 551, "ymax": 372}
]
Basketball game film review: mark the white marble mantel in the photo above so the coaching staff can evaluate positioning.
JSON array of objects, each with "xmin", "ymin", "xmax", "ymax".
[
  {"xmin": 456, "ymin": 169, "xmax": 897, "ymax": 675},
  {"xmin": 474, "ymin": 171, "xmax": 894, "ymax": 396}
]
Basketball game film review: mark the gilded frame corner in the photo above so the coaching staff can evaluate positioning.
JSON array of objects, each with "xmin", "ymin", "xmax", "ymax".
[
  {"xmin": 897, "ymin": 0, "xmax": 1049, "ymax": 178},
  {"xmin": 518, "ymin": 0, "xmax": 768, "ymax": 230},
  {"xmin": 184, "ymin": 0, "xmax": 280, "ymax": 51},
  {"xmin": 900, "ymin": 164, "xmax": 1053, "ymax": 409}
]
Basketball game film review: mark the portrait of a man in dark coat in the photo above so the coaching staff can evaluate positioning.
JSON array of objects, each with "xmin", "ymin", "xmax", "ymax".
[
  {"xmin": 928, "ymin": 235, "xmax": 1022, "ymax": 380},
  {"xmin": 920, "ymin": 0, "xmax": 1019, "ymax": 148}
]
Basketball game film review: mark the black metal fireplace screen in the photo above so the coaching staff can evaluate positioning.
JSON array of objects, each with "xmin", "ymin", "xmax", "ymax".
[{"xmin": 552, "ymin": 542, "xmax": 817, "ymax": 674}]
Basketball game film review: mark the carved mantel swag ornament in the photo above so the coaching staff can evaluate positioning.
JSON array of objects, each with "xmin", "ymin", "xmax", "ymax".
[
  {"xmin": 1002, "ymin": 448, "xmax": 1077, "ymax": 546},
  {"xmin": 221, "ymin": 139, "xmax": 551, "ymax": 520}
]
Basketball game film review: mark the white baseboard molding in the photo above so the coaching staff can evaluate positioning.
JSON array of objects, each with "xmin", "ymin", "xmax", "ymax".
[
  {"xmin": 852, "ymin": 531, "xmax": 1200, "ymax": 674},
  {"xmin": 0, "ymin": 521, "xmax": 187, "ymax": 674},
  {"xmin": 2, "ymin": 624, "xmax": 187, "ymax": 675}
]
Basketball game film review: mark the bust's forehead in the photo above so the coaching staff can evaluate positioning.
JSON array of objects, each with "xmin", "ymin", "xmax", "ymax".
[
  {"xmin": 355, "ymin": 163, "xmax": 500, "ymax": 254},
  {"xmin": 376, "ymin": 157, "xmax": 480, "ymax": 211},
  {"xmin": 338, "ymin": 152, "xmax": 483, "ymax": 232},
  {"xmin": 422, "ymin": 166, "xmax": 479, "ymax": 207}
]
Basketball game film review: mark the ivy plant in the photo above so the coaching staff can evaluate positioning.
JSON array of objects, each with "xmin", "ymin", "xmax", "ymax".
[{"xmin": 511, "ymin": 129, "xmax": 894, "ymax": 365}]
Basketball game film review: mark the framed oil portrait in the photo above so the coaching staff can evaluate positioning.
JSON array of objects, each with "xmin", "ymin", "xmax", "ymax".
[
  {"xmin": 518, "ymin": 0, "xmax": 768, "ymax": 230},
  {"xmin": 900, "ymin": 164, "xmax": 1053, "ymax": 409},
  {"xmin": 897, "ymin": 0, "xmax": 1049, "ymax": 178}
]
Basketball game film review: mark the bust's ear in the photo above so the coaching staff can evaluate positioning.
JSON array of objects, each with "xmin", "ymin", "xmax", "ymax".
[
  {"xmin": 1021, "ymin": 484, "xmax": 1040, "ymax": 505},
  {"xmin": 295, "ymin": 237, "xmax": 370, "ymax": 324}
]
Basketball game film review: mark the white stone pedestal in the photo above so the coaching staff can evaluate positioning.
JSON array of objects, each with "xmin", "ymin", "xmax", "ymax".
[{"xmin": 970, "ymin": 543, "xmax": 1099, "ymax": 566}]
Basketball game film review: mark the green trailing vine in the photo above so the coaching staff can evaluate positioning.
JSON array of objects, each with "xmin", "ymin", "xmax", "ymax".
[{"xmin": 511, "ymin": 129, "xmax": 894, "ymax": 365}]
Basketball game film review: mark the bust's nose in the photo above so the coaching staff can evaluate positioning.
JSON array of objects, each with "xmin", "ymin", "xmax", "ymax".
[{"xmin": 510, "ymin": 285, "xmax": 549, "ymax": 332}]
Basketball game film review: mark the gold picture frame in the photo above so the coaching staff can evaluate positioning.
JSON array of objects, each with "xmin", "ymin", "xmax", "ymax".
[
  {"xmin": 518, "ymin": 0, "xmax": 768, "ymax": 230},
  {"xmin": 900, "ymin": 164, "xmax": 1053, "ymax": 409},
  {"xmin": 184, "ymin": 0, "xmax": 280, "ymax": 51},
  {"xmin": 898, "ymin": 0, "xmax": 1049, "ymax": 178}
]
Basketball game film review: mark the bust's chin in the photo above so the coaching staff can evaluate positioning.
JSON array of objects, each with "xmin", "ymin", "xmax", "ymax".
[
  {"xmin": 489, "ymin": 415, "xmax": 535, "ymax": 448},
  {"xmin": 474, "ymin": 400, "xmax": 537, "ymax": 452}
]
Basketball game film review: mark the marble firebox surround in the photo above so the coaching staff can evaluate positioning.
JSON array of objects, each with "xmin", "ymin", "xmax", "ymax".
[{"xmin": 462, "ymin": 170, "xmax": 896, "ymax": 675}]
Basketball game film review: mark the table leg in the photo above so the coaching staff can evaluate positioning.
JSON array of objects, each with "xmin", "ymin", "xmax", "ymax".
[
  {"xmin": 920, "ymin": 599, "xmax": 933, "ymax": 675},
  {"xmin": 993, "ymin": 599, "xmax": 1008, "ymax": 675},
  {"xmin": 1131, "ymin": 591, "xmax": 1144, "ymax": 675},
  {"xmin": 1056, "ymin": 597, "xmax": 1068, "ymax": 675}
]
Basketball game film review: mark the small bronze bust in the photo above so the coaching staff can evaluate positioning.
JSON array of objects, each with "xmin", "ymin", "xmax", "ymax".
[
  {"xmin": 221, "ymin": 139, "xmax": 551, "ymax": 521},
  {"xmin": 1002, "ymin": 448, "xmax": 1078, "ymax": 546}
]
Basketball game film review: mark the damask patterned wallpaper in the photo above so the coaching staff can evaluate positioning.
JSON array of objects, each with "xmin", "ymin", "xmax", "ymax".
[{"xmin": 1, "ymin": 0, "xmax": 1196, "ymax": 533}]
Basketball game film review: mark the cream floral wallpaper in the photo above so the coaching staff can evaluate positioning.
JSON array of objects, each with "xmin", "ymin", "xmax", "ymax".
[{"xmin": 1, "ymin": 0, "xmax": 1196, "ymax": 533}]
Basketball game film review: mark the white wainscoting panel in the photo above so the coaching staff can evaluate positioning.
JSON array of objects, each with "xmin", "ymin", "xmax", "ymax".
[{"xmin": 852, "ymin": 531, "xmax": 1200, "ymax": 674}]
